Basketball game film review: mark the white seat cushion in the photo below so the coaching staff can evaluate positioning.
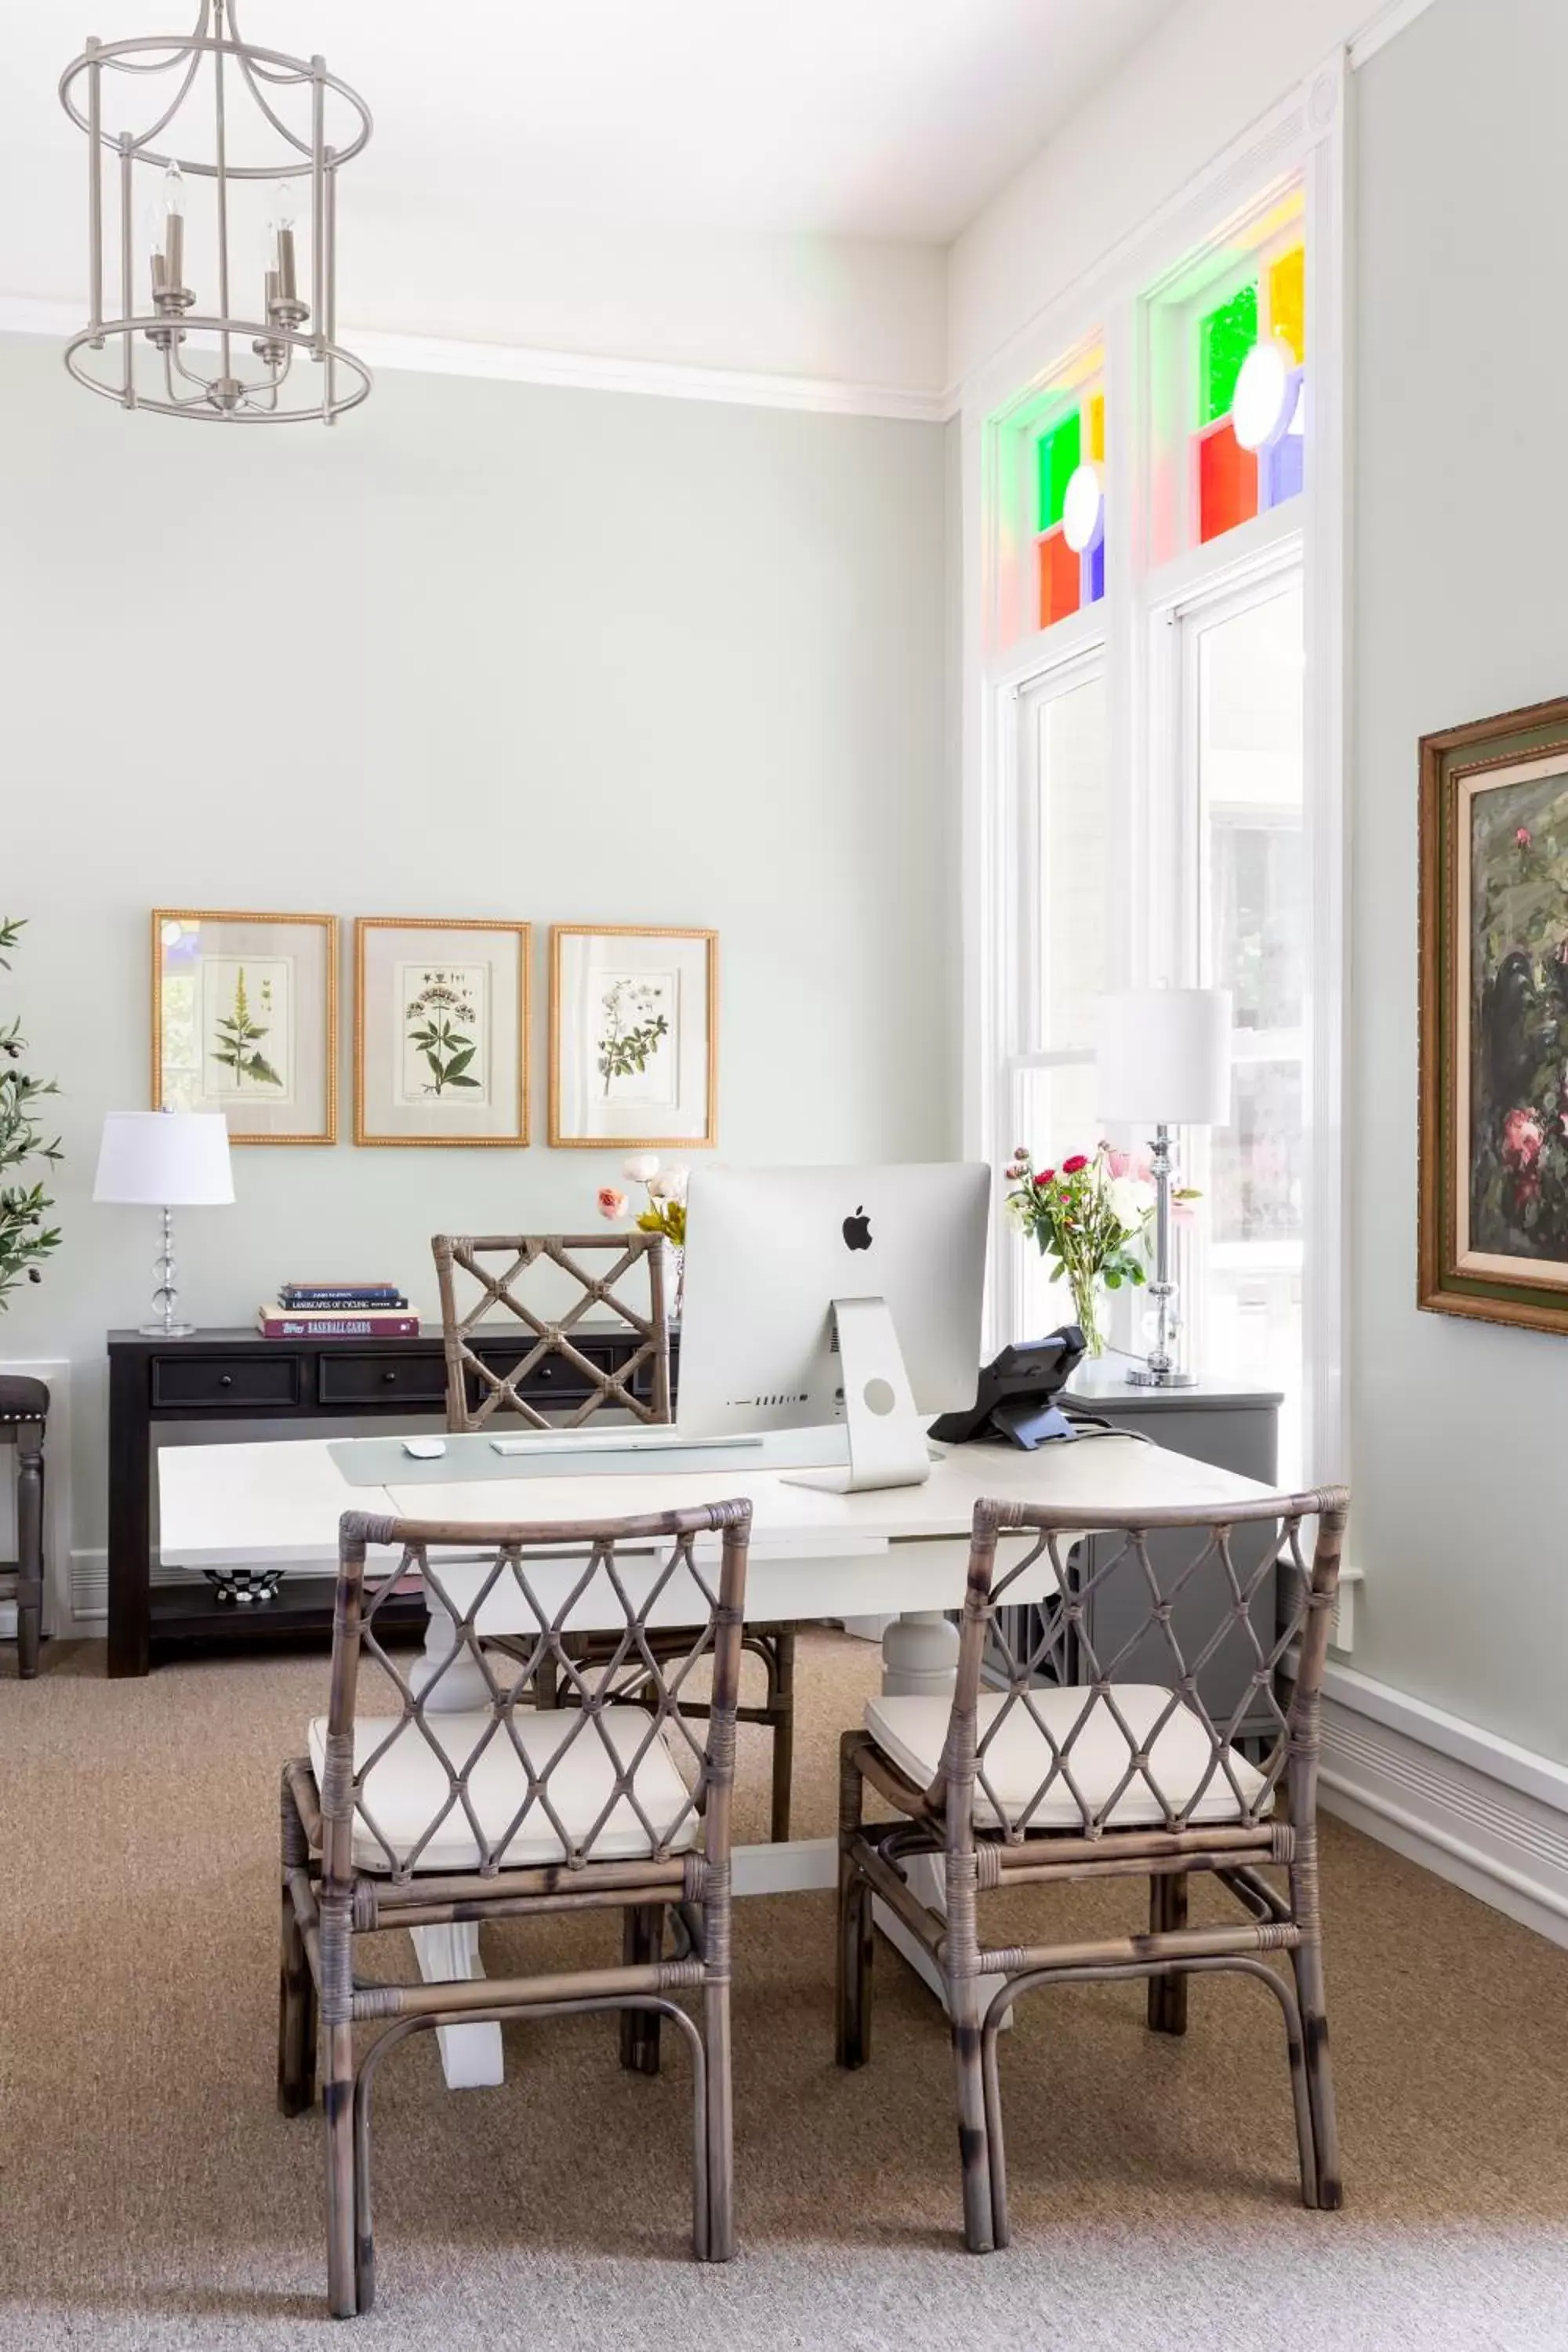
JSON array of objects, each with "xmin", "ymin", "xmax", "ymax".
[
  {"xmin": 307, "ymin": 1705, "xmax": 701, "ymax": 1875},
  {"xmin": 864, "ymin": 1684, "xmax": 1271, "ymax": 1832}
]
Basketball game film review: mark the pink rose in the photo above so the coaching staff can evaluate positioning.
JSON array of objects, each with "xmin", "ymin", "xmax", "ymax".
[
  {"xmin": 597, "ymin": 1186, "xmax": 629, "ymax": 1221},
  {"xmin": 1501, "ymin": 1109, "xmax": 1544, "ymax": 1171},
  {"xmin": 1517, "ymin": 827, "xmax": 1533, "ymax": 849}
]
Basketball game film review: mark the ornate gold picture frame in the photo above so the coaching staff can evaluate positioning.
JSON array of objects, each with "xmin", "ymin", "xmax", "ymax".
[
  {"xmin": 549, "ymin": 924, "xmax": 718, "ymax": 1149},
  {"xmin": 1420, "ymin": 695, "xmax": 1568, "ymax": 1334},
  {"xmin": 152, "ymin": 909, "xmax": 337, "ymax": 1145},
  {"xmin": 354, "ymin": 917, "xmax": 531, "ymax": 1148}
]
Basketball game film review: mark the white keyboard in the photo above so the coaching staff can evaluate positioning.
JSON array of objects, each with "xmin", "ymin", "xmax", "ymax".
[{"xmin": 488, "ymin": 1429, "xmax": 765, "ymax": 1460}]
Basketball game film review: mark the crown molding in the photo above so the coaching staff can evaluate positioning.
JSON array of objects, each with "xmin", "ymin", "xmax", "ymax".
[
  {"xmin": 0, "ymin": 295, "xmax": 948, "ymax": 424},
  {"xmin": 1347, "ymin": 0, "xmax": 1441, "ymax": 69}
]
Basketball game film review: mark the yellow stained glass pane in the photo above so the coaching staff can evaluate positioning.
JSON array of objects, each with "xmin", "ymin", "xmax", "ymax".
[
  {"xmin": 1269, "ymin": 245, "xmax": 1305, "ymax": 365},
  {"xmin": 1087, "ymin": 391, "xmax": 1105, "ymax": 463}
]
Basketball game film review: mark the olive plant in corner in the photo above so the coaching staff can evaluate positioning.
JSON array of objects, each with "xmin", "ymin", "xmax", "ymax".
[{"xmin": 0, "ymin": 919, "xmax": 62, "ymax": 1308}]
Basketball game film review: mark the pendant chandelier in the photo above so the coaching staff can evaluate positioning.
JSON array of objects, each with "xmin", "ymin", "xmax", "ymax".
[{"xmin": 58, "ymin": 0, "xmax": 372, "ymax": 423}]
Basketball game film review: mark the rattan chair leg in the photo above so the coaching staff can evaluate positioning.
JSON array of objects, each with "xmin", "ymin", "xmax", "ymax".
[
  {"xmin": 1290, "ymin": 1856, "xmax": 1341, "ymax": 2209},
  {"xmin": 768, "ymin": 1628, "xmax": 796, "ymax": 1844},
  {"xmin": 325, "ymin": 2025, "xmax": 358, "ymax": 2318},
  {"xmin": 1146, "ymin": 1871, "xmax": 1189, "ymax": 2034},
  {"xmin": 979, "ymin": 2012, "xmax": 1011, "ymax": 2249},
  {"xmin": 948, "ymin": 1974, "xmax": 996, "ymax": 2254},
  {"xmin": 703, "ymin": 1980, "xmax": 735, "ymax": 2263},
  {"xmin": 619, "ymin": 1906, "xmax": 665, "ymax": 2075},
  {"xmin": 278, "ymin": 1887, "xmax": 317, "ymax": 2117},
  {"xmin": 350, "ymin": 2058, "xmax": 376, "ymax": 2316},
  {"xmin": 835, "ymin": 1735, "xmax": 874, "ymax": 2068}
]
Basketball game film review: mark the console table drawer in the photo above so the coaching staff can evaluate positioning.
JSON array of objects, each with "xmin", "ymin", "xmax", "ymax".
[
  {"xmin": 319, "ymin": 1355, "xmax": 451, "ymax": 1408},
  {"xmin": 151, "ymin": 1354, "xmax": 303, "ymax": 1410}
]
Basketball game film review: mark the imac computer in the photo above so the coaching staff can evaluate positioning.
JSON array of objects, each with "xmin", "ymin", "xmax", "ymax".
[{"xmin": 677, "ymin": 1163, "xmax": 989, "ymax": 1493}]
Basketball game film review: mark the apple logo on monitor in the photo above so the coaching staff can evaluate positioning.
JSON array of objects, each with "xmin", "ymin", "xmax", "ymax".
[{"xmin": 842, "ymin": 1205, "xmax": 872, "ymax": 1252}]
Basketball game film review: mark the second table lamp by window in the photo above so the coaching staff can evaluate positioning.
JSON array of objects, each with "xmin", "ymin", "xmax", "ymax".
[{"xmin": 1097, "ymin": 988, "xmax": 1232, "ymax": 1388}]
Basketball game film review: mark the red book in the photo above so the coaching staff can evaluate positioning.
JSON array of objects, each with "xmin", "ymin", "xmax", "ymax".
[{"xmin": 257, "ymin": 1306, "xmax": 419, "ymax": 1339}]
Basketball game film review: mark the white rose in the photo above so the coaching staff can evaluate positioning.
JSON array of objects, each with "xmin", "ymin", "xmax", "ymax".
[
  {"xmin": 1107, "ymin": 1175, "xmax": 1154, "ymax": 1233},
  {"xmin": 652, "ymin": 1164, "xmax": 689, "ymax": 1204},
  {"xmin": 622, "ymin": 1153, "xmax": 660, "ymax": 1183}
]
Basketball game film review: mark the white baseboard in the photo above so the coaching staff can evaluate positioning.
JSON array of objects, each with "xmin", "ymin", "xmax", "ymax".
[{"xmin": 1317, "ymin": 1661, "xmax": 1568, "ymax": 1949}]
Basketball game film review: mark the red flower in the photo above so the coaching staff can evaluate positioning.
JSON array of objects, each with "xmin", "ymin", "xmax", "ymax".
[
  {"xmin": 1517, "ymin": 827, "xmax": 1533, "ymax": 849},
  {"xmin": 1035, "ymin": 1168, "xmax": 1054, "ymax": 1186},
  {"xmin": 1502, "ymin": 1108, "xmax": 1544, "ymax": 1171},
  {"xmin": 1061, "ymin": 1153, "xmax": 1089, "ymax": 1174}
]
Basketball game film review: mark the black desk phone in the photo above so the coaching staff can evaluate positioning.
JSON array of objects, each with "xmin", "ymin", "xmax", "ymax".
[{"xmin": 929, "ymin": 1325, "xmax": 1088, "ymax": 1450}]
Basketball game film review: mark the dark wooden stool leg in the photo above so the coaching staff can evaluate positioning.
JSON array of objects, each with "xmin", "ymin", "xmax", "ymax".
[
  {"xmin": 768, "ymin": 1628, "xmax": 796, "ymax": 1846},
  {"xmin": 14, "ymin": 1419, "xmax": 45, "ymax": 1680}
]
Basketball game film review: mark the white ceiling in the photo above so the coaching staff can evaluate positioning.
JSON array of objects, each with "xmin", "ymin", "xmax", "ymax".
[{"xmin": 4, "ymin": 0, "xmax": 1181, "ymax": 390}]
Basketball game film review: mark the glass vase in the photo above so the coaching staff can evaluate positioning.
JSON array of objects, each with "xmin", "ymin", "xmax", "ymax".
[
  {"xmin": 662, "ymin": 1240, "xmax": 685, "ymax": 1326},
  {"xmin": 1068, "ymin": 1270, "xmax": 1104, "ymax": 1356}
]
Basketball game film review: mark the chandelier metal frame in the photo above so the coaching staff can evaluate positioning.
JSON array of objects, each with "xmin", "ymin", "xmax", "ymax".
[{"xmin": 59, "ymin": 0, "xmax": 372, "ymax": 423}]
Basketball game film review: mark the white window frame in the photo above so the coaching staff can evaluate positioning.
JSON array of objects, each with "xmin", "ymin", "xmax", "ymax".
[{"xmin": 961, "ymin": 53, "xmax": 1348, "ymax": 1480}]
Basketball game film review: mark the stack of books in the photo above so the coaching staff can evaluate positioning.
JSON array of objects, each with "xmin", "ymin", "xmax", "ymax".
[{"xmin": 257, "ymin": 1281, "xmax": 419, "ymax": 1339}]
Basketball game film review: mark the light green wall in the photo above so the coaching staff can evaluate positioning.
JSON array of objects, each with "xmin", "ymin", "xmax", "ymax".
[{"xmin": 0, "ymin": 336, "xmax": 953, "ymax": 1552}]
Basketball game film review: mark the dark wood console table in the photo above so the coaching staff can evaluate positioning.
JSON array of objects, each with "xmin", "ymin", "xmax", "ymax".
[{"xmin": 107, "ymin": 1324, "xmax": 667, "ymax": 1677}]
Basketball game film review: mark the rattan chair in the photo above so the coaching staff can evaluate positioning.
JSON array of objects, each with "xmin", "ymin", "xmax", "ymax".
[
  {"xmin": 278, "ymin": 1497, "xmax": 752, "ymax": 2318},
  {"xmin": 431, "ymin": 1232, "xmax": 797, "ymax": 1842},
  {"xmin": 836, "ymin": 1487, "xmax": 1348, "ymax": 2251}
]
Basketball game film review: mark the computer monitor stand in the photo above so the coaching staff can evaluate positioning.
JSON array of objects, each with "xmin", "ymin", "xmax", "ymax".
[{"xmin": 782, "ymin": 1296, "xmax": 932, "ymax": 1494}]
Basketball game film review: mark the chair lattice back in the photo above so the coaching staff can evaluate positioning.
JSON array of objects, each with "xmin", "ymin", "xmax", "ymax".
[
  {"xmin": 319, "ymin": 1503, "xmax": 751, "ymax": 1889},
  {"xmin": 431, "ymin": 1232, "xmax": 671, "ymax": 1431},
  {"xmin": 940, "ymin": 1489, "xmax": 1348, "ymax": 1843}
]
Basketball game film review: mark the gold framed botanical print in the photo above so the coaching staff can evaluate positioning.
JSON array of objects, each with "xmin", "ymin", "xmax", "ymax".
[
  {"xmin": 152, "ymin": 909, "xmax": 337, "ymax": 1145},
  {"xmin": 549, "ymin": 924, "xmax": 717, "ymax": 1149},
  {"xmin": 354, "ymin": 917, "xmax": 531, "ymax": 1147},
  {"xmin": 1420, "ymin": 695, "xmax": 1568, "ymax": 1335}
]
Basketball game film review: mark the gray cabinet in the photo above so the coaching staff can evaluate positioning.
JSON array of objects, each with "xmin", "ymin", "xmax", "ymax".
[{"xmin": 1000, "ymin": 1359, "xmax": 1283, "ymax": 1748}]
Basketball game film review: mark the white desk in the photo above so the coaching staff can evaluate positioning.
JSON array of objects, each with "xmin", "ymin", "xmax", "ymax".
[{"xmin": 159, "ymin": 1430, "xmax": 1271, "ymax": 2085}]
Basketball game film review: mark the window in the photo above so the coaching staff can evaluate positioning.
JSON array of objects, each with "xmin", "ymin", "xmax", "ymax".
[
  {"xmin": 1185, "ymin": 573, "xmax": 1307, "ymax": 1479},
  {"xmin": 971, "ymin": 73, "xmax": 1345, "ymax": 1482}
]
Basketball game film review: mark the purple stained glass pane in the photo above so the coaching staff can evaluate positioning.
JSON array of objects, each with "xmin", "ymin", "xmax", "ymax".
[
  {"xmin": 1264, "ymin": 427, "xmax": 1304, "ymax": 508},
  {"xmin": 1087, "ymin": 539, "xmax": 1105, "ymax": 604}
]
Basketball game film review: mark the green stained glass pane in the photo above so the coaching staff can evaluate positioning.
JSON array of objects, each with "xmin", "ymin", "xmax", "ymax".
[
  {"xmin": 1200, "ymin": 282, "xmax": 1258, "ymax": 424},
  {"xmin": 1036, "ymin": 411, "xmax": 1081, "ymax": 533}
]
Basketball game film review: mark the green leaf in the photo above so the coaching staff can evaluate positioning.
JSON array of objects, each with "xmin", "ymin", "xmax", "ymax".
[{"xmin": 445, "ymin": 1073, "xmax": 482, "ymax": 1087}]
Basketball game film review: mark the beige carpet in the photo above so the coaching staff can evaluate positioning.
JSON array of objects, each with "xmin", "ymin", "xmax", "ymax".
[{"xmin": 2, "ymin": 1630, "xmax": 1567, "ymax": 2350}]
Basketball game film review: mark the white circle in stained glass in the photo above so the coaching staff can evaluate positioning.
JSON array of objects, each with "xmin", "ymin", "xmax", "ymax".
[
  {"xmin": 1062, "ymin": 460, "xmax": 1104, "ymax": 554},
  {"xmin": 1233, "ymin": 337, "xmax": 1293, "ymax": 452}
]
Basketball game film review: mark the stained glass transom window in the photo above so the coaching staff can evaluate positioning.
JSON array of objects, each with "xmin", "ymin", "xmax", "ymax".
[
  {"xmin": 1034, "ymin": 380, "xmax": 1105, "ymax": 630},
  {"xmin": 1192, "ymin": 241, "xmax": 1305, "ymax": 546}
]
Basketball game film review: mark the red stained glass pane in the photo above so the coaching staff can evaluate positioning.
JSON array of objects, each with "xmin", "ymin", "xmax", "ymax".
[
  {"xmin": 1197, "ymin": 419, "xmax": 1258, "ymax": 543},
  {"xmin": 1037, "ymin": 528, "xmax": 1080, "ymax": 627}
]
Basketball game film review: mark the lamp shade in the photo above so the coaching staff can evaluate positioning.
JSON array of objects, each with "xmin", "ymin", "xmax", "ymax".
[
  {"xmin": 93, "ymin": 1111, "xmax": 234, "ymax": 1206},
  {"xmin": 1097, "ymin": 989, "xmax": 1233, "ymax": 1127}
]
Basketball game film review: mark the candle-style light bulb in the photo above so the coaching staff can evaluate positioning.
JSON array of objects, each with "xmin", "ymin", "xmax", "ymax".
[
  {"xmin": 269, "ymin": 180, "xmax": 299, "ymax": 304},
  {"xmin": 151, "ymin": 160, "xmax": 187, "ymax": 294}
]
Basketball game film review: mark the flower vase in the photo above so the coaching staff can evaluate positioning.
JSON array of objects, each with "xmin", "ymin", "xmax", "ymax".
[
  {"xmin": 662, "ymin": 1240, "xmax": 685, "ymax": 1326},
  {"xmin": 1069, "ymin": 1273, "xmax": 1104, "ymax": 1357}
]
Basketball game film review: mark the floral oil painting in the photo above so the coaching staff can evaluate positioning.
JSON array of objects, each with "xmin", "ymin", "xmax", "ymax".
[
  {"xmin": 153, "ymin": 910, "xmax": 336, "ymax": 1145},
  {"xmin": 1420, "ymin": 699, "xmax": 1568, "ymax": 1336},
  {"xmin": 551, "ymin": 926, "xmax": 717, "ymax": 1149},
  {"xmin": 354, "ymin": 920, "xmax": 528, "ymax": 1148},
  {"xmin": 1461, "ymin": 762, "xmax": 1568, "ymax": 1271}
]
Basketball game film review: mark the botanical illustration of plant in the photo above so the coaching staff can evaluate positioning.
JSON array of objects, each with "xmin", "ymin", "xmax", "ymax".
[
  {"xmin": 597, "ymin": 978, "xmax": 669, "ymax": 1098},
  {"xmin": 0, "ymin": 916, "xmax": 63, "ymax": 1312},
  {"xmin": 405, "ymin": 969, "xmax": 482, "ymax": 1094},
  {"xmin": 1469, "ymin": 769, "xmax": 1568, "ymax": 1261},
  {"xmin": 211, "ymin": 965, "xmax": 281, "ymax": 1089}
]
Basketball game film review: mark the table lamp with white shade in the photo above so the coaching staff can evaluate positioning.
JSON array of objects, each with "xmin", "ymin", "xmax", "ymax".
[
  {"xmin": 1097, "ymin": 988, "xmax": 1232, "ymax": 1388},
  {"xmin": 93, "ymin": 1111, "xmax": 234, "ymax": 1338}
]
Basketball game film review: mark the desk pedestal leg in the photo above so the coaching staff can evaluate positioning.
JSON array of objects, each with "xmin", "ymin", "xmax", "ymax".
[
  {"xmin": 409, "ymin": 1924, "xmax": 504, "ymax": 2089},
  {"xmin": 874, "ymin": 1611, "xmax": 1011, "ymax": 2031},
  {"xmin": 410, "ymin": 1599, "xmax": 505, "ymax": 2089}
]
